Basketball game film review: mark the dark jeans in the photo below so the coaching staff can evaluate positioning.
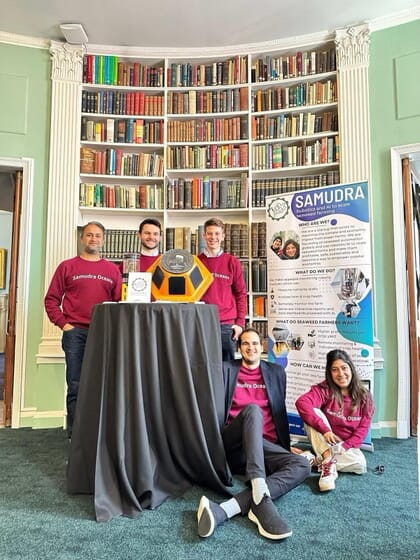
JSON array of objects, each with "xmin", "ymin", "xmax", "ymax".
[
  {"xmin": 61, "ymin": 326, "xmax": 88, "ymax": 435},
  {"xmin": 220, "ymin": 324, "xmax": 236, "ymax": 361},
  {"xmin": 222, "ymin": 404, "xmax": 311, "ymax": 514}
]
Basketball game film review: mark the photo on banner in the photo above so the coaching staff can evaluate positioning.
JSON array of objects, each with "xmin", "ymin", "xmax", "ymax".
[{"xmin": 265, "ymin": 181, "xmax": 374, "ymax": 448}]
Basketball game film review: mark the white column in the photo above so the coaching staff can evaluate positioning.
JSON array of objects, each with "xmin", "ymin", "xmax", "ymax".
[
  {"xmin": 37, "ymin": 41, "xmax": 82, "ymax": 361},
  {"xmin": 335, "ymin": 24, "xmax": 371, "ymax": 185},
  {"xmin": 335, "ymin": 25, "xmax": 383, "ymax": 371}
]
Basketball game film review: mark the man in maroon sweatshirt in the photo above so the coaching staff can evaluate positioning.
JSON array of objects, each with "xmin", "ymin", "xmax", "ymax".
[{"xmin": 45, "ymin": 221, "xmax": 121, "ymax": 438}]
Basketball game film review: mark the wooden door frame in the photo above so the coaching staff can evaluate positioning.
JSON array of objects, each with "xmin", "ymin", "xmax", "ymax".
[
  {"xmin": 390, "ymin": 144, "xmax": 420, "ymax": 438},
  {"xmin": 0, "ymin": 157, "xmax": 33, "ymax": 428},
  {"xmin": 402, "ymin": 158, "xmax": 419, "ymax": 436}
]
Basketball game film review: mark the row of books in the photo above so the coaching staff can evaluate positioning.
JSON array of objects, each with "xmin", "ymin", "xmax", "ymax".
[
  {"xmin": 251, "ymin": 172, "xmax": 340, "ymax": 206},
  {"xmin": 82, "ymin": 49, "xmax": 335, "ymax": 87},
  {"xmin": 81, "ymin": 112, "xmax": 336, "ymax": 146},
  {"xmin": 251, "ymin": 135, "xmax": 339, "ymax": 170},
  {"xmin": 251, "ymin": 47, "xmax": 336, "ymax": 82},
  {"xmin": 79, "ymin": 183, "xmax": 164, "ymax": 210},
  {"xmin": 81, "ymin": 90, "xmax": 164, "ymax": 117},
  {"xmin": 97, "ymin": 229, "xmax": 142, "ymax": 258},
  {"xmin": 167, "ymin": 116, "xmax": 247, "ymax": 143},
  {"xmin": 83, "ymin": 56, "xmax": 164, "ymax": 87},
  {"xmin": 251, "ymin": 259, "xmax": 268, "ymax": 292},
  {"xmin": 167, "ymin": 144, "xmax": 248, "ymax": 170},
  {"xmin": 165, "ymin": 222, "xmax": 250, "ymax": 258},
  {"xmin": 80, "ymin": 148, "xmax": 164, "ymax": 178},
  {"xmin": 251, "ymin": 80, "xmax": 337, "ymax": 112},
  {"xmin": 81, "ymin": 117, "xmax": 163, "ymax": 146},
  {"xmin": 167, "ymin": 88, "xmax": 248, "ymax": 115},
  {"xmin": 251, "ymin": 222, "xmax": 267, "ymax": 258},
  {"xmin": 79, "ymin": 174, "xmax": 343, "ymax": 210},
  {"xmin": 251, "ymin": 111, "xmax": 338, "ymax": 141},
  {"xmin": 167, "ymin": 56, "xmax": 248, "ymax": 88},
  {"xmin": 166, "ymin": 175, "xmax": 248, "ymax": 210},
  {"xmin": 165, "ymin": 226, "xmax": 203, "ymax": 253}
]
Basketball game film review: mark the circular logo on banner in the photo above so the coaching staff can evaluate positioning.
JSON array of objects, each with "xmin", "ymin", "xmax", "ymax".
[
  {"xmin": 160, "ymin": 249, "xmax": 194, "ymax": 274},
  {"xmin": 267, "ymin": 197, "xmax": 289, "ymax": 220}
]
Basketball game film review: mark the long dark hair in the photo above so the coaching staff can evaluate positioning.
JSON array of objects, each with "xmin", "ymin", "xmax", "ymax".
[
  {"xmin": 325, "ymin": 349, "xmax": 369, "ymax": 411},
  {"xmin": 282, "ymin": 239, "xmax": 300, "ymax": 259}
]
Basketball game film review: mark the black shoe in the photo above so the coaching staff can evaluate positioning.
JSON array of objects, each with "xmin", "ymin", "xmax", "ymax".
[
  {"xmin": 197, "ymin": 496, "xmax": 227, "ymax": 538},
  {"xmin": 248, "ymin": 495, "xmax": 292, "ymax": 540}
]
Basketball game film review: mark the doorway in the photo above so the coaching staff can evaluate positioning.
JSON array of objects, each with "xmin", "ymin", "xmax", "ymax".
[
  {"xmin": 390, "ymin": 144, "xmax": 420, "ymax": 438},
  {"xmin": 0, "ymin": 157, "xmax": 33, "ymax": 428},
  {"xmin": 0, "ymin": 176, "xmax": 14, "ymax": 426}
]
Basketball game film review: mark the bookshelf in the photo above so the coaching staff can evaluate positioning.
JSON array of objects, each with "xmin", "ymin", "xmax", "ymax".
[
  {"xmin": 75, "ymin": 44, "xmax": 341, "ymax": 343},
  {"xmin": 78, "ymin": 55, "xmax": 166, "ymax": 242},
  {"xmin": 249, "ymin": 45, "xmax": 340, "ymax": 207}
]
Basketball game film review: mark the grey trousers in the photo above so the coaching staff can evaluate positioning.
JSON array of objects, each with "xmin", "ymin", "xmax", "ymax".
[{"xmin": 222, "ymin": 403, "xmax": 311, "ymax": 514}]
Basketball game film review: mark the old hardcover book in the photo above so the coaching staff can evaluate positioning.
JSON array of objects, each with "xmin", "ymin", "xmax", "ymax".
[
  {"xmin": 174, "ymin": 227, "xmax": 184, "ymax": 249},
  {"xmin": 184, "ymin": 179, "xmax": 192, "ymax": 209},
  {"xmin": 230, "ymin": 223, "xmax": 241, "ymax": 257},
  {"xmin": 183, "ymin": 227, "xmax": 192, "ymax": 251},
  {"xmin": 80, "ymin": 148, "xmax": 95, "ymax": 174},
  {"xmin": 239, "ymin": 223, "xmax": 249, "ymax": 257},
  {"xmin": 81, "ymin": 117, "xmax": 88, "ymax": 141},
  {"xmin": 106, "ymin": 119, "xmax": 114, "ymax": 143},
  {"xmin": 251, "ymin": 259, "xmax": 260, "ymax": 292},
  {"xmin": 251, "ymin": 222, "xmax": 259, "ymax": 258},
  {"xmin": 165, "ymin": 227, "xmax": 174, "ymax": 251}
]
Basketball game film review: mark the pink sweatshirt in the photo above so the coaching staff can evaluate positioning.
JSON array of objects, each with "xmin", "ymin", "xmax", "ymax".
[
  {"xmin": 198, "ymin": 252, "xmax": 247, "ymax": 327},
  {"xmin": 295, "ymin": 381, "xmax": 374, "ymax": 450}
]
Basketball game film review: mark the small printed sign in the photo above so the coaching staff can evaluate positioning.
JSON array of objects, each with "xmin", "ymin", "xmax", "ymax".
[{"xmin": 126, "ymin": 272, "xmax": 152, "ymax": 303}]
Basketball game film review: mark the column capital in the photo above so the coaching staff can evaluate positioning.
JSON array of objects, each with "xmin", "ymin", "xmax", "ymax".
[
  {"xmin": 50, "ymin": 40, "xmax": 84, "ymax": 82},
  {"xmin": 335, "ymin": 24, "xmax": 370, "ymax": 69}
]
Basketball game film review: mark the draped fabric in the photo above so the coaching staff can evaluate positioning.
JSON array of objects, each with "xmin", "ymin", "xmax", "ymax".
[{"xmin": 67, "ymin": 302, "xmax": 232, "ymax": 522}]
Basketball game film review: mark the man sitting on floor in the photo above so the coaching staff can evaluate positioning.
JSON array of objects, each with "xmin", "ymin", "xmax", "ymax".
[{"xmin": 197, "ymin": 328, "xmax": 310, "ymax": 540}]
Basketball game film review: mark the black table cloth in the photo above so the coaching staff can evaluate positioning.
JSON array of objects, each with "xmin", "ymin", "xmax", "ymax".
[{"xmin": 67, "ymin": 302, "xmax": 232, "ymax": 521}]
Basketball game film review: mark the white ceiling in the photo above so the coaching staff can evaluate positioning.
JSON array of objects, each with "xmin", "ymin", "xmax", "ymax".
[{"xmin": 1, "ymin": 0, "xmax": 420, "ymax": 49}]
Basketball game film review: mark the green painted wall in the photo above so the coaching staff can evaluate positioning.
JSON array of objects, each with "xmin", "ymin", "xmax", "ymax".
[
  {"xmin": 369, "ymin": 19, "xmax": 420, "ymax": 436},
  {"xmin": 0, "ymin": 42, "xmax": 64, "ymax": 428}
]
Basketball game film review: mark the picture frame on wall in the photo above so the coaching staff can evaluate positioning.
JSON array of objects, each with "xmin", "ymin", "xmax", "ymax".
[{"xmin": 0, "ymin": 249, "xmax": 6, "ymax": 289}]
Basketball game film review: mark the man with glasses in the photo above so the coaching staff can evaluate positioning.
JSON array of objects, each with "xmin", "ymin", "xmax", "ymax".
[{"xmin": 197, "ymin": 327, "xmax": 310, "ymax": 541}]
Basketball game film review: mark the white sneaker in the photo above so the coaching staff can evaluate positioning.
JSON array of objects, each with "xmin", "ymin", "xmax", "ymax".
[
  {"xmin": 319, "ymin": 457, "xmax": 338, "ymax": 491},
  {"xmin": 300, "ymin": 450, "xmax": 317, "ymax": 467}
]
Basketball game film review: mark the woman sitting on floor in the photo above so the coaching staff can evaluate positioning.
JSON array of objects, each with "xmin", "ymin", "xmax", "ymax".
[{"xmin": 295, "ymin": 349, "xmax": 374, "ymax": 492}]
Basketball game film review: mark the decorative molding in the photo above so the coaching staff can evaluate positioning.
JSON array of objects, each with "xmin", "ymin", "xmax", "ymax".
[
  {"xmin": 334, "ymin": 25, "xmax": 371, "ymax": 184},
  {"xmin": 335, "ymin": 24, "xmax": 370, "ymax": 69},
  {"xmin": 87, "ymin": 30, "xmax": 335, "ymax": 58},
  {"xmin": 36, "ymin": 336, "xmax": 64, "ymax": 363},
  {"xmin": 50, "ymin": 40, "xmax": 84, "ymax": 82},
  {"xmin": 369, "ymin": 5, "xmax": 420, "ymax": 33},
  {"xmin": 0, "ymin": 31, "xmax": 49, "ymax": 49}
]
